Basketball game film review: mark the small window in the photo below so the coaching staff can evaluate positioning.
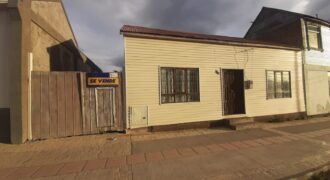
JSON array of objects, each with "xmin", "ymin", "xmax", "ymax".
[
  {"xmin": 161, "ymin": 67, "xmax": 200, "ymax": 104},
  {"xmin": 307, "ymin": 23, "xmax": 322, "ymax": 50},
  {"xmin": 266, "ymin": 71, "xmax": 292, "ymax": 99}
]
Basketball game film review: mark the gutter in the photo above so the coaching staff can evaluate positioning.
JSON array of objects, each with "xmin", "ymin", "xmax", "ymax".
[
  {"xmin": 28, "ymin": 53, "xmax": 33, "ymax": 140},
  {"xmin": 300, "ymin": 18, "xmax": 308, "ymax": 117}
]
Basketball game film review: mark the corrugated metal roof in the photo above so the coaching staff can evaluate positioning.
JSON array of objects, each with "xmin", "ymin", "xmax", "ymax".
[{"xmin": 120, "ymin": 25, "xmax": 301, "ymax": 50}]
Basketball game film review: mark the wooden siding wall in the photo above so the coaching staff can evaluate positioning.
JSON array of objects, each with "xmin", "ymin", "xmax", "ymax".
[
  {"xmin": 124, "ymin": 36, "xmax": 305, "ymax": 128},
  {"xmin": 31, "ymin": 72, "xmax": 123, "ymax": 140}
]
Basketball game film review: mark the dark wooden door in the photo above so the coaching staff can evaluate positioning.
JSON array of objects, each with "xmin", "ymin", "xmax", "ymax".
[{"xmin": 222, "ymin": 69, "xmax": 246, "ymax": 115}]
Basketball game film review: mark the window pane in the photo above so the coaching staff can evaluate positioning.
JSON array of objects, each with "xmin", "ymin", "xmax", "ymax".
[
  {"xmin": 175, "ymin": 95, "xmax": 186, "ymax": 103},
  {"xmin": 188, "ymin": 93, "xmax": 200, "ymax": 102},
  {"xmin": 187, "ymin": 69, "xmax": 199, "ymax": 102},
  {"xmin": 174, "ymin": 69, "xmax": 187, "ymax": 102},
  {"xmin": 161, "ymin": 69, "xmax": 168, "ymax": 95},
  {"xmin": 187, "ymin": 69, "xmax": 199, "ymax": 93},
  {"xmin": 308, "ymin": 24, "xmax": 321, "ymax": 49},
  {"xmin": 161, "ymin": 95, "xmax": 175, "ymax": 104},
  {"xmin": 266, "ymin": 71, "xmax": 275, "ymax": 99},
  {"xmin": 167, "ymin": 69, "xmax": 174, "ymax": 94},
  {"xmin": 275, "ymin": 72, "xmax": 283, "ymax": 98},
  {"xmin": 160, "ymin": 67, "xmax": 200, "ymax": 104},
  {"xmin": 308, "ymin": 31, "xmax": 319, "ymax": 49},
  {"xmin": 161, "ymin": 68, "xmax": 174, "ymax": 103},
  {"xmin": 282, "ymin": 72, "xmax": 291, "ymax": 98},
  {"xmin": 161, "ymin": 95, "xmax": 167, "ymax": 104},
  {"xmin": 308, "ymin": 25, "xmax": 318, "ymax": 32},
  {"xmin": 175, "ymin": 69, "xmax": 186, "ymax": 93}
]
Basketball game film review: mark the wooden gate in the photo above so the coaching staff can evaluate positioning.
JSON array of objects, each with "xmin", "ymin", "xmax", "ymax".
[
  {"xmin": 96, "ymin": 88, "xmax": 116, "ymax": 128},
  {"xmin": 80, "ymin": 74, "xmax": 124, "ymax": 134},
  {"xmin": 31, "ymin": 71, "xmax": 124, "ymax": 140}
]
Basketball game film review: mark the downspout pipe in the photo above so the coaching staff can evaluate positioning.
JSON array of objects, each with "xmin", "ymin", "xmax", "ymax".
[{"xmin": 300, "ymin": 18, "xmax": 308, "ymax": 118}]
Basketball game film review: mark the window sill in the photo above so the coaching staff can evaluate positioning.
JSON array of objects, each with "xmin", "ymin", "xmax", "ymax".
[
  {"xmin": 160, "ymin": 101, "xmax": 201, "ymax": 105},
  {"xmin": 308, "ymin": 48, "xmax": 324, "ymax": 52},
  {"xmin": 266, "ymin": 97, "xmax": 292, "ymax": 100}
]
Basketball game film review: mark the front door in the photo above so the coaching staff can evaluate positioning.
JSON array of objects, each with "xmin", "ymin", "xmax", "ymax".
[{"xmin": 222, "ymin": 69, "xmax": 246, "ymax": 115}]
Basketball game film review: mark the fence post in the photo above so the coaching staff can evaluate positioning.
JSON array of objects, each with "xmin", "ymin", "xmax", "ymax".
[{"xmin": 80, "ymin": 72, "xmax": 86, "ymax": 133}]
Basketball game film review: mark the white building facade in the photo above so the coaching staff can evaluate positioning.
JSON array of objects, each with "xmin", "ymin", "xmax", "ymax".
[{"xmin": 302, "ymin": 19, "xmax": 330, "ymax": 115}]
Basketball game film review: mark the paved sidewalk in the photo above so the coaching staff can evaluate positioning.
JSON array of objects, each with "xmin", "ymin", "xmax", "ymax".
[{"xmin": 1, "ymin": 117, "xmax": 330, "ymax": 179}]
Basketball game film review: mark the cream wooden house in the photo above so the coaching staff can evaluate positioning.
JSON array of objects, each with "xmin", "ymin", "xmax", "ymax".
[{"xmin": 121, "ymin": 25, "xmax": 305, "ymax": 130}]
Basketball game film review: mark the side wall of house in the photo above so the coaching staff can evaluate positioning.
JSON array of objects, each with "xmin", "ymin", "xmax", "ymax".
[
  {"xmin": 303, "ymin": 20, "xmax": 330, "ymax": 115},
  {"xmin": 0, "ymin": 9, "xmax": 22, "ymax": 142},
  {"xmin": 31, "ymin": 0, "xmax": 75, "ymax": 43},
  {"xmin": 0, "ymin": 10, "xmax": 11, "ymax": 142},
  {"xmin": 124, "ymin": 36, "xmax": 305, "ymax": 128},
  {"xmin": 30, "ymin": 0, "xmax": 88, "ymax": 72}
]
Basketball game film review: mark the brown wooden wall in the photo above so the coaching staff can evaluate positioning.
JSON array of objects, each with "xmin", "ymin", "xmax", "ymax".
[{"xmin": 31, "ymin": 71, "xmax": 123, "ymax": 140}]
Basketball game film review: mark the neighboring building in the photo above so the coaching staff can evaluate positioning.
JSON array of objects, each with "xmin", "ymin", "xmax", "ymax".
[
  {"xmin": 0, "ymin": 0, "xmax": 101, "ymax": 143},
  {"xmin": 245, "ymin": 7, "xmax": 330, "ymax": 116},
  {"xmin": 121, "ymin": 25, "xmax": 305, "ymax": 130}
]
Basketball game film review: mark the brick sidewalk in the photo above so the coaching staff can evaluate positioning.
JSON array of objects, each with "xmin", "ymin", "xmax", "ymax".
[
  {"xmin": 2, "ymin": 127, "xmax": 330, "ymax": 179},
  {"xmin": 1, "ymin": 118, "xmax": 330, "ymax": 179}
]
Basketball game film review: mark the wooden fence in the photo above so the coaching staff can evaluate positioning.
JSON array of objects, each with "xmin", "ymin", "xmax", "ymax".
[{"xmin": 31, "ymin": 71, "xmax": 124, "ymax": 140}]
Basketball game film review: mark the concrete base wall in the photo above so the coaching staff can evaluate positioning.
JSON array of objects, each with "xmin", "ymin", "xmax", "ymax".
[
  {"xmin": 127, "ymin": 112, "xmax": 306, "ymax": 133},
  {"xmin": 253, "ymin": 112, "xmax": 306, "ymax": 122},
  {"xmin": 305, "ymin": 64, "xmax": 330, "ymax": 116}
]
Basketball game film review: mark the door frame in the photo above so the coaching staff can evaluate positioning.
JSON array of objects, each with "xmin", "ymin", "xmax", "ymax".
[{"xmin": 220, "ymin": 68, "xmax": 246, "ymax": 116}]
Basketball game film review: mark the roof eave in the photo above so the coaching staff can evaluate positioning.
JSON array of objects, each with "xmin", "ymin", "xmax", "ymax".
[
  {"xmin": 244, "ymin": 7, "xmax": 266, "ymax": 38},
  {"xmin": 303, "ymin": 17, "xmax": 330, "ymax": 27},
  {"xmin": 122, "ymin": 32, "xmax": 301, "ymax": 51}
]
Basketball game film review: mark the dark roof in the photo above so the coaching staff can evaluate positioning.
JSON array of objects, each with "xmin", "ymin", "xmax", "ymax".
[
  {"xmin": 120, "ymin": 25, "xmax": 300, "ymax": 50},
  {"xmin": 245, "ymin": 7, "xmax": 330, "ymax": 39},
  {"xmin": 263, "ymin": 7, "xmax": 330, "ymax": 26}
]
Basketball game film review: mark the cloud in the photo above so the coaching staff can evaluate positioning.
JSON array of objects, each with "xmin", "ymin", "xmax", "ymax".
[
  {"xmin": 304, "ymin": 0, "xmax": 330, "ymax": 20},
  {"xmin": 62, "ymin": 0, "xmax": 329, "ymax": 72}
]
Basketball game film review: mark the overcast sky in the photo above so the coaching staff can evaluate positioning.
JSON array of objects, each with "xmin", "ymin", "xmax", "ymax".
[{"xmin": 62, "ymin": 0, "xmax": 330, "ymax": 72}]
